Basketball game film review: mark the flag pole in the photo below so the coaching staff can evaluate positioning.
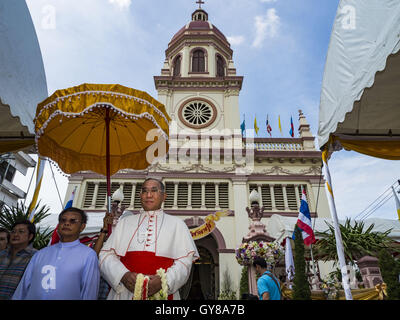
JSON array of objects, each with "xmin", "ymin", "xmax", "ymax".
[
  {"xmin": 301, "ymin": 185, "xmax": 317, "ymax": 278},
  {"xmin": 322, "ymin": 149, "xmax": 353, "ymax": 300},
  {"xmin": 392, "ymin": 184, "xmax": 400, "ymax": 221}
]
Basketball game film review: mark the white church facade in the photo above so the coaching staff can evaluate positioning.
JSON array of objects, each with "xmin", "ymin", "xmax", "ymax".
[{"xmin": 63, "ymin": 7, "xmax": 331, "ymax": 299}]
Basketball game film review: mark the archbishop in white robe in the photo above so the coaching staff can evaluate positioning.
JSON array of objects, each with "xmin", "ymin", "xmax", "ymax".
[{"xmin": 99, "ymin": 209, "xmax": 199, "ymax": 300}]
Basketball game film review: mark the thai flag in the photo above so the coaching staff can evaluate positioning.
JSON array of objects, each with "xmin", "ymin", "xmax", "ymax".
[
  {"xmin": 49, "ymin": 187, "xmax": 77, "ymax": 245},
  {"xmin": 266, "ymin": 115, "xmax": 272, "ymax": 136},
  {"xmin": 293, "ymin": 189, "xmax": 316, "ymax": 246}
]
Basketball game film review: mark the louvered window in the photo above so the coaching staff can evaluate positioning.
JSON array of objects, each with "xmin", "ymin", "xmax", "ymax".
[
  {"xmin": 205, "ymin": 183, "xmax": 216, "ymax": 208},
  {"xmin": 274, "ymin": 185, "xmax": 285, "ymax": 210},
  {"xmin": 191, "ymin": 183, "xmax": 202, "ymax": 208},
  {"xmin": 177, "ymin": 183, "xmax": 188, "ymax": 208},
  {"xmin": 218, "ymin": 183, "xmax": 229, "ymax": 209},
  {"xmin": 286, "ymin": 185, "xmax": 298, "ymax": 210},
  {"xmin": 95, "ymin": 183, "xmax": 107, "ymax": 208},
  {"xmin": 121, "ymin": 183, "xmax": 132, "ymax": 207},
  {"xmin": 83, "ymin": 182, "xmax": 95, "ymax": 208},
  {"xmin": 164, "ymin": 182, "xmax": 175, "ymax": 208},
  {"xmin": 261, "ymin": 185, "xmax": 272, "ymax": 210},
  {"xmin": 133, "ymin": 183, "xmax": 143, "ymax": 209}
]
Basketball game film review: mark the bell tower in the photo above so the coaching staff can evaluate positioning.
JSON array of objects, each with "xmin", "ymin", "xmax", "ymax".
[{"xmin": 154, "ymin": 5, "xmax": 243, "ymax": 134}]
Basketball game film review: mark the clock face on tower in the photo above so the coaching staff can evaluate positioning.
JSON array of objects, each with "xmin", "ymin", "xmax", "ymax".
[{"xmin": 178, "ymin": 98, "xmax": 217, "ymax": 129}]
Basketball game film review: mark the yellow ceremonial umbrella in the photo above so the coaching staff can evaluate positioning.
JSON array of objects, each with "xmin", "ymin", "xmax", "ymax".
[{"xmin": 34, "ymin": 83, "xmax": 171, "ymax": 216}]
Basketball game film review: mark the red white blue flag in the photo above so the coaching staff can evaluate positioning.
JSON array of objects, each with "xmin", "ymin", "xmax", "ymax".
[
  {"xmin": 293, "ymin": 189, "xmax": 316, "ymax": 246},
  {"xmin": 266, "ymin": 115, "xmax": 272, "ymax": 136},
  {"xmin": 289, "ymin": 116, "xmax": 294, "ymax": 137}
]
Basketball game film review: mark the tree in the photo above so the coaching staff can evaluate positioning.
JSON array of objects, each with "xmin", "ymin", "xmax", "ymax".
[
  {"xmin": 378, "ymin": 249, "xmax": 400, "ymax": 300},
  {"xmin": 292, "ymin": 226, "xmax": 311, "ymax": 300},
  {"xmin": 314, "ymin": 218, "xmax": 395, "ymax": 265},
  {"xmin": 0, "ymin": 201, "xmax": 53, "ymax": 250},
  {"xmin": 218, "ymin": 268, "xmax": 237, "ymax": 300},
  {"xmin": 239, "ymin": 266, "xmax": 249, "ymax": 299}
]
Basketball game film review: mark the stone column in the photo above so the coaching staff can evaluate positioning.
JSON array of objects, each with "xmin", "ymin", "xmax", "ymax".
[
  {"xmin": 173, "ymin": 182, "xmax": 178, "ymax": 209},
  {"xmin": 270, "ymin": 185, "xmax": 277, "ymax": 211},
  {"xmin": 294, "ymin": 184, "xmax": 300, "ymax": 210},
  {"xmin": 90, "ymin": 182, "xmax": 99, "ymax": 209},
  {"xmin": 215, "ymin": 182, "xmax": 220, "ymax": 210},
  {"xmin": 130, "ymin": 182, "xmax": 136, "ymax": 209},
  {"xmin": 282, "ymin": 184, "xmax": 290, "ymax": 211},
  {"xmin": 187, "ymin": 182, "xmax": 192, "ymax": 209},
  {"xmin": 247, "ymin": 265, "xmax": 258, "ymax": 296},
  {"xmin": 201, "ymin": 182, "xmax": 206, "ymax": 209},
  {"xmin": 257, "ymin": 185, "xmax": 263, "ymax": 207},
  {"xmin": 357, "ymin": 256, "xmax": 383, "ymax": 289}
]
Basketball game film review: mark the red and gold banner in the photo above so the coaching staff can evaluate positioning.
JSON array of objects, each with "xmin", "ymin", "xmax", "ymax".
[{"xmin": 190, "ymin": 210, "xmax": 230, "ymax": 240}]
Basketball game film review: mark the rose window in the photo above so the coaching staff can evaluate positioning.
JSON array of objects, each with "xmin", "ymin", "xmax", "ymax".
[{"xmin": 179, "ymin": 100, "xmax": 216, "ymax": 128}]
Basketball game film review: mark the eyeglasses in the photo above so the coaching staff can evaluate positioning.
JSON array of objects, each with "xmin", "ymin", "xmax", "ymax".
[
  {"xmin": 140, "ymin": 187, "xmax": 161, "ymax": 194},
  {"xmin": 11, "ymin": 229, "xmax": 28, "ymax": 235},
  {"xmin": 59, "ymin": 218, "xmax": 82, "ymax": 225}
]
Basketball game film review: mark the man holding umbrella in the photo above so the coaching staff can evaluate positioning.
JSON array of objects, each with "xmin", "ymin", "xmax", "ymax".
[{"xmin": 99, "ymin": 178, "xmax": 199, "ymax": 300}]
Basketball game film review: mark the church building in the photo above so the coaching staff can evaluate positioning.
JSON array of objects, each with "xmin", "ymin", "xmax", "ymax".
[{"xmin": 63, "ymin": 5, "xmax": 331, "ymax": 299}]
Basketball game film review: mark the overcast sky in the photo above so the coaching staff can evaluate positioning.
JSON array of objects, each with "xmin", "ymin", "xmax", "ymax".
[{"xmin": 13, "ymin": 0, "xmax": 400, "ymax": 221}]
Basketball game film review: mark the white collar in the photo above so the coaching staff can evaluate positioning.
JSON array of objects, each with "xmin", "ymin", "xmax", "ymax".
[{"xmin": 140, "ymin": 208, "xmax": 163, "ymax": 217}]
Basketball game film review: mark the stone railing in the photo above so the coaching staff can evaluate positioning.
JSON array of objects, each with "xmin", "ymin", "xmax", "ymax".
[{"xmin": 243, "ymin": 138, "xmax": 305, "ymax": 151}]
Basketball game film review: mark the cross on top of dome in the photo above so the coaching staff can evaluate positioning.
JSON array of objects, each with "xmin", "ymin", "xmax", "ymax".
[
  {"xmin": 191, "ymin": 3, "xmax": 208, "ymax": 22},
  {"xmin": 196, "ymin": 0, "xmax": 205, "ymax": 9}
]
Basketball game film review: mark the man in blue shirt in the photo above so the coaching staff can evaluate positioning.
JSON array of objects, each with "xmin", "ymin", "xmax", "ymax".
[
  {"xmin": 253, "ymin": 257, "xmax": 281, "ymax": 300},
  {"xmin": 12, "ymin": 207, "xmax": 99, "ymax": 300}
]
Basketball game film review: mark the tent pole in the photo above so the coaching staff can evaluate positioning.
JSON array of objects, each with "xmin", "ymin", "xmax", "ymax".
[
  {"xmin": 105, "ymin": 107, "xmax": 111, "ymax": 215},
  {"xmin": 322, "ymin": 150, "xmax": 353, "ymax": 300}
]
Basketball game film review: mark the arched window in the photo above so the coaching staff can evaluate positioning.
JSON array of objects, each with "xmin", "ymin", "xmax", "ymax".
[
  {"xmin": 216, "ymin": 55, "xmax": 225, "ymax": 77},
  {"xmin": 173, "ymin": 55, "xmax": 181, "ymax": 76},
  {"xmin": 192, "ymin": 49, "xmax": 205, "ymax": 72}
]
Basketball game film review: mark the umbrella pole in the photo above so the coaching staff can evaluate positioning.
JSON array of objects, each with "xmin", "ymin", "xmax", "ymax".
[{"xmin": 105, "ymin": 107, "xmax": 112, "ymax": 216}]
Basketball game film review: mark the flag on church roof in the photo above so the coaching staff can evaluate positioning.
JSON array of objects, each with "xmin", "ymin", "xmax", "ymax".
[
  {"xmin": 240, "ymin": 117, "xmax": 245, "ymax": 136},
  {"xmin": 292, "ymin": 188, "xmax": 316, "ymax": 246},
  {"xmin": 266, "ymin": 115, "xmax": 272, "ymax": 136},
  {"xmin": 254, "ymin": 116, "xmax": 259, "ymax": 135},
  {"xmin": 289, "ymin": 116, "xmax": 294, "ymax": 137},
  {"xmin": 278, "ymin": 115, "xmax": 282, "ymax": 136}
]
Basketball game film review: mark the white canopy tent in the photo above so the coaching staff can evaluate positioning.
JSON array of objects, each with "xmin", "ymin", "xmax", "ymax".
[
  {"xmin": 266, "ymin": 214, "xmax": 400, "ymax": 244},
  {"xmin": 318, "ymin": 0, "xmax": 400, "ymax": 299},
  {"xmin": 0, "ymin": 0, "xmax": 48, "ymax": 153},
  {"xmin": 318, "ymin": 0, "xmax": 400, "ymax": 158}
]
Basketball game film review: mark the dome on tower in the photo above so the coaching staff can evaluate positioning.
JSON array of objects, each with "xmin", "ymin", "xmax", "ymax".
[{"xmin": 169, "ymin": 9, "xmax": 231, "ymax": 49}]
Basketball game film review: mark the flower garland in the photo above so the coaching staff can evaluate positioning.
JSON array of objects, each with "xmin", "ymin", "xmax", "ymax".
[
  {"xmin": 235, "ymin": 241, "xmax": 283, "ymax": 266},
  {"xmin": 132, "ymin": 268, "xmax": 168, "ymax": 300}
]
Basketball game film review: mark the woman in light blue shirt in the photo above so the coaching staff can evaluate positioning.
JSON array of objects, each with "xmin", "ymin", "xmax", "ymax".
[{"xmin": 12, "ymin": 207, "xmax": 99, "ymax": 300}]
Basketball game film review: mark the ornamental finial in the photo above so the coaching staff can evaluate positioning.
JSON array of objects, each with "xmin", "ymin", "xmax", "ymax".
[{"xmin": 196, "ymin": 0, "xmax": 205, "ymax": 9}]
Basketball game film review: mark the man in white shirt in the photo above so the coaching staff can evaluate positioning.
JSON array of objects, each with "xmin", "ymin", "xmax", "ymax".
[{"xmin": 99, "ymin": 178, "xmax": 199, "ymax": 300}]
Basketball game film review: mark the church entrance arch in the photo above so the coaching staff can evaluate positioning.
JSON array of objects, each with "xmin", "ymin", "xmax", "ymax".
[{"xmin": 180, "ymin": 218, "xmax": 222, "ymax": 300}]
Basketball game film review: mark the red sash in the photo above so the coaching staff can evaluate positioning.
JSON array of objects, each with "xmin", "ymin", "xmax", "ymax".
[{"xmin": 120, "ymin": 251, "xmax": 174, "ymax": 300}]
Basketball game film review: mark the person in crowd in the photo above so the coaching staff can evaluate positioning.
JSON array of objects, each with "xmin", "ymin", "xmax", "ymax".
[
  {"xmin": 0, "ymin": 228, "xmax": 10, "ymax": 251},
  {"xmin": 253, "ymin": 257, "xmax": 281, "ymax": 300},
  {"xmin": 0, "ymin": 221, "xmax": 37, "ymax": 299},
  {"xmin": 12, "ymin": 207, "xmax": 99, "ymax": 300},
  {"xmin": 99, "ymin": 178, "xmax": 199, "ymax": 300},
  {"xmin": 93, "ymin": 208, "xmax": 117, "ymax": 300}
]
